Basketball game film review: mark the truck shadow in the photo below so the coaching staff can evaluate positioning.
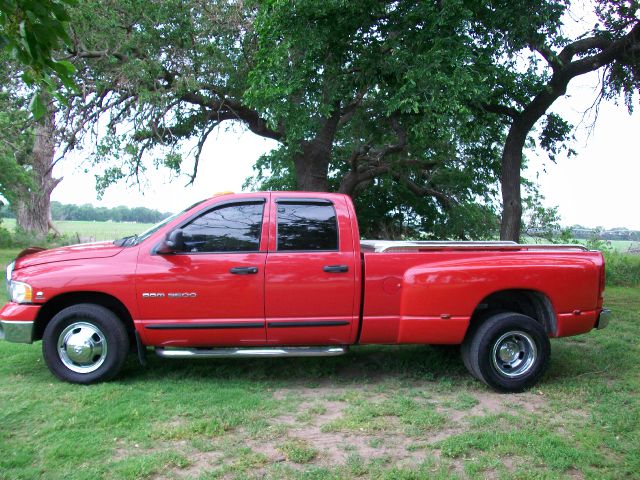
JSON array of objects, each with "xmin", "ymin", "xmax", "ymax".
[
  {"xmin": 124, "ymin": 344, "xmax": 469, "ymax": 387},
  {"xmin": 121, "ymin": 338, "xmax": 622, "ymax": 391}
]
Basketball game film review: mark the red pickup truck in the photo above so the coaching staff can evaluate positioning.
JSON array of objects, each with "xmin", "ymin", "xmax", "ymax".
[{"xmin": 1, "ymin": 192, "xmax": 609, "ymax": 391}]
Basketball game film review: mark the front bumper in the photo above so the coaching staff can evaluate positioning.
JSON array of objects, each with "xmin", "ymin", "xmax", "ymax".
[
  {"xmin": 0, "ymin": 303, "xmax": 40, "ymax": 343},
  {"xmin": 0, "ymin": 320, "xmax": 34, "ymax": 343},
  {"xmin": 595, "ymin": 308, "xmax": 611, "ymax": 330}
]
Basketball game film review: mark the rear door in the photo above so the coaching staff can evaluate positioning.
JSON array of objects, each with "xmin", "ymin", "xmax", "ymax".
[
  {"xmin": 136, "ymin": 196, "xmax": 269, "ymax": 347},
  {"xmin": 264, "ymin": 194, "xmax": 358, "ymax": 345}
]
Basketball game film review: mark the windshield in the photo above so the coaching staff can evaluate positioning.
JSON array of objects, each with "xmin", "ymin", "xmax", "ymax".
[{"xmin": 114, "ymin": 199, "xmax": 207, "ymax": 247}]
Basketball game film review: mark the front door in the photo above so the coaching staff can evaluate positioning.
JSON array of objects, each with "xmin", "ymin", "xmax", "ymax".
[
  {"xmin": 265, "ymin": 195, "xmax": 358, "ymax": 345},
  {"xmin": 136, "ymin": 197, "xmax": 269, "ymax": 347}
]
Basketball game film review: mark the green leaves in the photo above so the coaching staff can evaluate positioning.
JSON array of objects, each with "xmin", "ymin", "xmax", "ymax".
[
  {"xmin": 28, "ymin": 92, "xmax": 45, "ymax": 119},
  {"xmin": 0, "ymin": 0, "xmax": 77, "ymax": 117}
]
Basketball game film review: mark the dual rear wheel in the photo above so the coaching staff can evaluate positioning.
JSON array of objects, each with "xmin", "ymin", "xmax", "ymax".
[{"xmin": 461, "ymin": 312, "xmax": 551, "ymax": 392}]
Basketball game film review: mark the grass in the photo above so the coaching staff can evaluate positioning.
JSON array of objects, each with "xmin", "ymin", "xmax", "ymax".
[
  {"xmin": 1, "ymin": 249, "xmax": 639, "ymax": 478},
  {"xmin": 603, "ymin": 250, "xmax": 640, "ymax": 287},
  {"xmin": 278, "ymin": 440, "xmax": 318, "ymax": 464},
  {"xmin": 1, "ymin": 218, "xmax": 155, "ymax": 242},
  {"xmin": 603, "ymin": 239, "xmax": 640, "ymax": 253}
]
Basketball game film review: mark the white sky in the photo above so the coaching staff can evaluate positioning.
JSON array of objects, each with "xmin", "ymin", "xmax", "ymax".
[{"xmin": 526, "ymin": 72, "xmax": 640, "ymax": 229}]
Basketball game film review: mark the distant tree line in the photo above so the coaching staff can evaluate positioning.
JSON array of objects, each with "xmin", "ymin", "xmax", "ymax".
[
  {"xmin": 528, "ymin": 226, "xmax": 640, "ymax": 241},
  {"xmin": 571, "ymin": 228, "xmax": 640, "ymax": 242},
  {"xmin": 0, "ymin": 201, "xmax": 171, "ymax": 224}
]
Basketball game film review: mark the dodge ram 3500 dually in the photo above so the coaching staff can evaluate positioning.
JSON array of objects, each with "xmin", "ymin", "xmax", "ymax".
[{"xmin": 1, "ymin": 192, "xmax": 610, "ymax": 391}]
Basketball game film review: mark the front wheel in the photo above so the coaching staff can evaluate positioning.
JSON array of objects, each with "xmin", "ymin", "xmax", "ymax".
[
  {"xmin": 461, "ymin": 312, "xmax": 550, "ymax": 392},
  {"xmin": 42, "ymin": 304, "xmax": 129, "ymax": 384}
]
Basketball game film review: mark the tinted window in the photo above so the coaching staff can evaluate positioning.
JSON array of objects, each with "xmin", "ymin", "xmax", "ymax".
[
  {"xmin": 182, "ymin": 202, "xmax": 264, "ymax": 253},
  {"xmin": 277, "ymin": 202, "xmax": 338, "ymax": 251}
]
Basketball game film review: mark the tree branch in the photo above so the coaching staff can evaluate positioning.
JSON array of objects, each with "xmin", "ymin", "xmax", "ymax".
[
  {"xmin": 529, "ymin": 42, "xmax": 561, "ymax": 70},
  {"xmin": 481, "ymin": 103, "xmax": 519, "ymax": 119},
  {"xmin": 391, "ymin": 173, "xmax": 451, "ymax": 208},
  {"xmin": 187, "ymin": 122, "xmax": 217, "ymax": 185}
]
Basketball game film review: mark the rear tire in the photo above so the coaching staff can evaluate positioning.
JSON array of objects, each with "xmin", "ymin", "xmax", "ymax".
[
  {"xmin": 42, "ymin": 304, "xmax": 129, "ymax": 384},
  {"xmin": 461, "ymin": 329, "xmax": 481, "ymax": 380},
  {"xmin": 462, "ymin": 312, "xmax": 550, "ymax": 392}
]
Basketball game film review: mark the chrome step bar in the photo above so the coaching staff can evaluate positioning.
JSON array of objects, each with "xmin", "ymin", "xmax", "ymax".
[{"xmin": 155, "ymin": 346, "xmax": 348, "ymax": 359}]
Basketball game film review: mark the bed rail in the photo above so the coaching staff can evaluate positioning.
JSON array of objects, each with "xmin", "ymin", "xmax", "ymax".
[{"xmin": 359, "ymin": 240, "xmax": 589, "ymax": 253}]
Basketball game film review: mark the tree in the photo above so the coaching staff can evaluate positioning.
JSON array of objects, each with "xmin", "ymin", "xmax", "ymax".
[
  {"xmin": 62, "ymin": 1, "xmax": 638, "ymax": 241},
  {"xmin": 14, "ymin": 98, "xmax": 62, "ymax": 236},
  {"xmin": 0, "ymin": 63, "xmax": 62, "ymax": 237},
  {"xmin": 0, "ymin": 100, "xmax": 31, "ymax": 201},
  {"xmin": 480, "ymin": 1, "xmax": 640, "ymax": 240},
  {"xmin": 0, "ymin": 0, "xmax": 77, "ymax": 117},
  {"xmin": 63, "ymin": 0, "xmax": 559, "ymax": 238}
]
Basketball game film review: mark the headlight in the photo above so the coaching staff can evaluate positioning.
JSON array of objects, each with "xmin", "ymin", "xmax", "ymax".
[{"xmin": 9, "ymin": 281, "xmax": 32, "ymax": 303}]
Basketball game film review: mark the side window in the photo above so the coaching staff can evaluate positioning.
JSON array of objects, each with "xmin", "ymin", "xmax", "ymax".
[
  {"xmin": 181, "ymin": 202, "xmax": 264, "ymax": 253},
  {"xmin": 277, "ymin": 202, "xmax": 338, "ymax": 251}
]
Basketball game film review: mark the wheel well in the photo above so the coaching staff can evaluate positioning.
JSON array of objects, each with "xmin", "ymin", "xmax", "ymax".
[
  {"xmin": 34, "ymin": 292, "xmax": 136, "ymax": 345},
  {"xmin": 469, "ymin": 290, "xmax": 556, "ymax": 336}
]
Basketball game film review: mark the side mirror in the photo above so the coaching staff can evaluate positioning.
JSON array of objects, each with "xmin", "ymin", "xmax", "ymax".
[{"xmin": 157, "ymin": 229, "xmax": 185, "ymax": 254}]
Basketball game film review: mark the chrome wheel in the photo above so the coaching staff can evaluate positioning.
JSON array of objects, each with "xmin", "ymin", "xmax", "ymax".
[
  {"xmin": 491, "ymin": 330, "xmax": 537, "ymax": 378},
  {"xmin": 57, "ymin": 322, "xmax": 108, "ymax": 373}
]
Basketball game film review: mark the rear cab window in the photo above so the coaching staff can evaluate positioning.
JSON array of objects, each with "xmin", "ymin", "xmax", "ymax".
[{"xmin": 275, "ymin": 200, "xmax": 338, "ymax": 251}]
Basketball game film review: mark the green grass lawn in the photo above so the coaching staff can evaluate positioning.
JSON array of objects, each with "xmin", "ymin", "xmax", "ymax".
[
  {"xmin": 1, "ymin": 250, "xmax": 638, "ymax": 479},
  {"xmin": 2, "ymin": 218, "xmax": 156, "ymax": 242}
]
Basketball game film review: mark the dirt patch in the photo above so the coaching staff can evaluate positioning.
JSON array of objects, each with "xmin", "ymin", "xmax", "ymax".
[
  {"xmin": 161, "ymin": 450, "xmax": 225, "ymax": 479},
  {"xmin": 265, "ymin": 385, "xmax": 551, "ymax": 465},
  {"xmin": 566, "ymin": 467, "xmax": 585, "ymax": 479},
  {"xmin": 474, "ymin": 390, "xmax": 545, "ymax": 413},
  {"xmin": 249, "ymin": 390, "xmax": 443, "ymax": 468},
  {"xmin": 147, "ymin": 384, "xmax": 553, "ymax": 478},
  {"xmin": 272, "ymin": 385, "xmax": 357, "ymax": 401}
]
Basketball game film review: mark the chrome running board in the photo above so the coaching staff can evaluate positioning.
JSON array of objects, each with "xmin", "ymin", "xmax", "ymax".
[{"xmin": 155, "ymin": 346, "xmax": 348, "ymax": 359}]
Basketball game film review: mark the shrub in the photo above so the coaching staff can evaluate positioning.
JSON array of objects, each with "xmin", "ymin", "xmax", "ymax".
[
  {"xmin": 0, "ymin": 224, "xmax": 77, "ymax": 250},
  {"xmin": 603, "ymin": 250, "xmax": 640, "ymax": 288},
  {"xmin": 0, "ymin": 225, "xmax": 12, "ymax": 248}
]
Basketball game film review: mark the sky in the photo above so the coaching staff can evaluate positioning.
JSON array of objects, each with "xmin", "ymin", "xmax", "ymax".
[
  {"xmin": 50, "ymin": 5, "xmax": 640, "ymax": 231},
  {"xmin": 526, "ymin": 72, "xmax": 640, "ymax": 229}
]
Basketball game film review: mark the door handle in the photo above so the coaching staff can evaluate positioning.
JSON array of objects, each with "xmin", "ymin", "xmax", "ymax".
[
  {"xmin": 230, "ymin": 266, "xmax": 259, "ymax": 275},
  {"xmin": 323, "ymin": 265, "xmax": 349, "ymax": 273}
]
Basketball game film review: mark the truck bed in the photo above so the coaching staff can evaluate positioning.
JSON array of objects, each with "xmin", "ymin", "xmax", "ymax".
[{"xmin": 358, "ymin": 243, "xmax": 602, "ymax": 345}]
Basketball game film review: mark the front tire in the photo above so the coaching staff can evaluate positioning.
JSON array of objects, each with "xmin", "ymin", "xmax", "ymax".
[
  {"xmin": 42, "ymin": 304, "xmax": 129, "ymax": 384},
  {"xmin": 462, "ymin": 312, "xmax": 550, "ymax": 392}
]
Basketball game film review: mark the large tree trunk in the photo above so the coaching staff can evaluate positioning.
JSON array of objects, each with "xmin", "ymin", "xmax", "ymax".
[
  {"xmin": 293, "ymin": 143, "xmax": 331, "ymax": 191},
  {"xmin": 15, "ymin": 103, "xmax": 61, "ymax": 238},
  {"xmin": 499, "ymin": 126, "xmax": 528, "ymax": 242},
  {"xmin": 292, "ymin": 110, "xmax": 341, "ymax": 191}
]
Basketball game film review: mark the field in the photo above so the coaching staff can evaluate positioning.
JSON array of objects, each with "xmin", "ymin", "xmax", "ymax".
[
  {"xmin": 523, "ymin": 236, "xmax": 640, "ymax": 254},
  {"xmin": 1, "ymin": 218, "xmax": 156, "ymax": 242},
  {"xmin": 1, "ymin": 249, "xmax": 638, "ymax": 479},
  {"xmin": 603, "ymin": 240, "xmax": 640, "ymax": 253}
]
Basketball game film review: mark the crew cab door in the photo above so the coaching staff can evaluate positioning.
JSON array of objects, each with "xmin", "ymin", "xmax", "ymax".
[
  {"xmin": 136, "ymin": 196, "xmax": 269, "ymax": 347},
  {"xmin": 264, "ymin": 194, "xmax": 358, "ymax": 345}
]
